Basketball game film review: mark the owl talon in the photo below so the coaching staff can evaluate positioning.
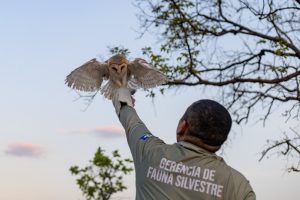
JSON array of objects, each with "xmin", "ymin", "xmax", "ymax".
[{"xmin": 130, "ymin": 89, "xmax": 136, "ymax": 95}]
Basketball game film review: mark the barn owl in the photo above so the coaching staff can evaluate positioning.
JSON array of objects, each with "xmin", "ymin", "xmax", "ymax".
[{"xmin": 65, "ymin": 54, "xmax": 168, "ymax": 99}]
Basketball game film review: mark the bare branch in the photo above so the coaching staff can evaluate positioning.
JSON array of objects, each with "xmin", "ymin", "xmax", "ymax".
[
  {"xmin": 259, "ymin": 129, "xmax": 300, "ymax": 172},
  {"xmin": 74, "ymin": 90, "xmax": 99, "ymax": 111},
  {"xmin": 136, "ymin": 0, "xmax": 300, "ymax": 170}
]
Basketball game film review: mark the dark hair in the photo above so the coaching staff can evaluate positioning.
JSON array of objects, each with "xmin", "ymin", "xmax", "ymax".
[{"xmin": 182, "ymin": 99, "xmax": 232, "ymax": 146}]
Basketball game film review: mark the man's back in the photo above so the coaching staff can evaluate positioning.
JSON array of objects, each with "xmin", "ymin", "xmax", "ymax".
[
  {"xmin": 118, "ymin": 105, "xmax": 255, "ymax": 200},
  {"xmin": 134, "ymin": 139, "xmax": 254, "ymax": 200}
]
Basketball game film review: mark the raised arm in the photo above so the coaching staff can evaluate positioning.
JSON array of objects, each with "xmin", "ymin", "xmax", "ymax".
[{"xmin": 112, "ymin": 88, "xmax": 165, "ymax": 162}]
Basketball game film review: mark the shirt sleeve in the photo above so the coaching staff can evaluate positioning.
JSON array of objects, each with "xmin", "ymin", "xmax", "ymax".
[
  {"xmin": 118, "ymin": 105, "xmax": 165, "ymax": 163},
  {"xmin": 235, "ymin": 176, "xmax": 256, "ymax": 200},
  {"xmin": 244, "ymin": 190, "xmax": 256, "ymax": 200},
  {"xmin": 226, "ymin": 168, "xmax": 256, "ymax": 200}
]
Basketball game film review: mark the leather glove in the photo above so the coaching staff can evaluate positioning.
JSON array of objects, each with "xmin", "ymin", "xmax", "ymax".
[{"xmin": 112, "ymin": 88, "xmax": 134, "ymax": 116}]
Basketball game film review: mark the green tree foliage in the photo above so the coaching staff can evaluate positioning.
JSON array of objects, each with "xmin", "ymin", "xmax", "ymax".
[
  {"xmin": 134, "ymin": 0, "xmax": 300, "ymax": 171},
  {"xmin": 109, "ymin": 46, "xmax": 131, "ymax": 57},
  {"xmin": 70, "ymin": 147, "xmax": 133, "ymax": 200}
]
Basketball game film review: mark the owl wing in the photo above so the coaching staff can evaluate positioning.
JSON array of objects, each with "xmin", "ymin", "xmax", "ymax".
[
  {"xmin": 128, "ymin": 58, "xmax": 168, "ymax": 88},
  {"xmin": 65, "ymin": 58, "xmax": 109, "ymax": 92}
]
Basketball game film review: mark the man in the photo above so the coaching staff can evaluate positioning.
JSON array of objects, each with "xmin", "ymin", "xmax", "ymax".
[{"xmin": 112, "ymin": 88, "xmax": 256, "ymax": 200}]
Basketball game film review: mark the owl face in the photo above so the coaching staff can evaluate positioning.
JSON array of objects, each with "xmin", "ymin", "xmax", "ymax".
[
  {"xmin": 107, "ymin": 54, "xmax": 129, "ymax": 77},
  {"xmin": 109, "ymin": 63, "xmax": 127, "ymax": 75}
]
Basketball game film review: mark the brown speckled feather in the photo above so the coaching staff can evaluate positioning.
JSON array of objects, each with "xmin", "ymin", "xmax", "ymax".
[
  {"xmin": 128, "ymin": 58, "xmax": 168, "ymax": 88},
  {"xmin": 65, "ymin": 59, "xmax": 109, "ymax": 92}
]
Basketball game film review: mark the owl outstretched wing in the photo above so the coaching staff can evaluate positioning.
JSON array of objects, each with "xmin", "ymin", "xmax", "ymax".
[
  {"xmin": 128, "ymin": 58, "xmax": 168, "ymax": 88},
  {"xmin": 65, "ymin": 59, "xmax": 109, "ymax": 92}
]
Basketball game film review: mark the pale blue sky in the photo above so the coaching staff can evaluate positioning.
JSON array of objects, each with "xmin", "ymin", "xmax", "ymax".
[{"xmin": 0, "ymin": 0, "xmax": 299, "ymax": 199}]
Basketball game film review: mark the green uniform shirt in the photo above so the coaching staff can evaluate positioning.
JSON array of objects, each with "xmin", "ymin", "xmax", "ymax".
[{"xmin": 118, "ymin": 105, "xmax": 256, "ymax": 200}]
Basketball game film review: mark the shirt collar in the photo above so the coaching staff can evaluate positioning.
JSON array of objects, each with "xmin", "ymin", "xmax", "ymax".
[{"xmin": 177, "ymin": 141, "xmax": 224, "ymax": 161}]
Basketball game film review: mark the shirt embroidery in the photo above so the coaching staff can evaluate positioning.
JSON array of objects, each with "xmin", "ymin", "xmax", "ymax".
[{"xmin": 140, "ymin": 134, "xmax": 152, "ymax": 141}]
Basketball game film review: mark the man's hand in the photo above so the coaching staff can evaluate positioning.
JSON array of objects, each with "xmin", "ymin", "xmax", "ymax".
[{"xmin": 112, "ymin": 88, "xmax": 134, "ymax": 115}]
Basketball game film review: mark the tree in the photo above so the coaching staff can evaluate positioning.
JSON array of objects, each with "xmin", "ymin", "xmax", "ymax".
[
  {"xmin": 134, "ymin": 0, "xmax": 300, "ymax": 171},
  {"xmin": 70, "ymin": 147, "xmax": 133, "ymax": 200}
]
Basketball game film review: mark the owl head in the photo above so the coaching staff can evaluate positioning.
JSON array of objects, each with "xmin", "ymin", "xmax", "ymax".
[{"xmin": 107, "ymin": 54, "xmax": 129, "ymax": 76}]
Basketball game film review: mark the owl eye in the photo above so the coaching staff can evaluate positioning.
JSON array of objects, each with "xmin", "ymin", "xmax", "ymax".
[
  {"xmin": 112, "ymin": 67, "xmax": 118, "ymax": 71},
  {"xmin": 121, "ymin": 65, "xmax": 125, "ymax": 70}
]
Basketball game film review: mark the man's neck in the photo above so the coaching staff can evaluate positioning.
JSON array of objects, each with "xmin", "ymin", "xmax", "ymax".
[{"xmin": 181, "ymin": 135, "xmax": 221, "ymax": 153}]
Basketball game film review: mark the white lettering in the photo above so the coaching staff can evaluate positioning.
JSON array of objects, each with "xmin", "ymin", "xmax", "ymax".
[
  {"xmin": 175, "ymin": 162, "xmax": 182, "ymax": 173},
  {"xmin": 175, "ymin": 175, "xmax": 182, "ymax": 187},
  {"xmin": 199, "ymin": 180, "xmax": 206, "ymax": 192},
  {"xmin": 148, "ymin": 159, "xmax": 224, "ymax": 198},
  {"xmin": 160, "ymin": 170, "xmax": 170, "ymax": 183},
  {"xmin": 147, "ymin": 167, "xmax": 174, "ymax": 185},
  {"xmin": 159, "ymin": 158, "xmax": 167, "ymax": 169},
  {"xmin": 205, "ymin": 182, "xmax": 212, "ymax": 194},
  {"xmin": 167, "ymin": 173, "xmax": 173, "ymax": 184},
  {"xmin": 170, "ymin": 161, "xmax": 176, "ymax": 172},
  {"xmin": 150, "ymin": 168, "xmax": 157, "ymax": 179},
  {"xmin": 202, "ymin": 169, "xmax": 210, "ymax": 180},
  {"xmin": 147, "ymin": 166, "xmax": 153, "ymax": 178},
  {"xmin": 194, "ymin": 167, "xmax": 201, "ymax": 178},
  {"xmin": 165, "ymin": 160, "xmax": 171, "ymax": 170},
  {"xmin": 188, "ymin": 177, "xmax": 196, "ymax": 190},
  {"xmin": 209, "ymin": 170, "xmax": 215, "ymax": 181},
  {"xmin": 193, "ymin": 179, "xmax": 201, "ymax": 191},
  {"xmin": 217, "ymin": 185, "xmax": 223, "ymax": 197},
  {"xmin": 211, "ymin": 183, "xmax": 218, "ymax": 196}
]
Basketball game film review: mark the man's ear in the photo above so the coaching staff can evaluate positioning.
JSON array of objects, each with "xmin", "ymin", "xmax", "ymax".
[{"xmin": 176, "ymin": 119, "xmax": 188, "ymax": 141}]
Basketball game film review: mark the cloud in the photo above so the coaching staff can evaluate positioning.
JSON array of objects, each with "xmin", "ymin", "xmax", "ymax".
[
  {"xmin": 93, "ymin": 125, "xmax": 124, "ymax": 137},
  {"xmin": 59, "ymin": 125, "xmax": 125, "ymax": 138},
  {"xmin": 5, "ymin": 142, "xmax": 45, "ymax": 158}
]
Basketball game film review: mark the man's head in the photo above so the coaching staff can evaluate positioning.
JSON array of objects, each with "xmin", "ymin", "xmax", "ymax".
[{"xmin": 176, "ymin": 99, "xmax": 232, "ymax": 152}]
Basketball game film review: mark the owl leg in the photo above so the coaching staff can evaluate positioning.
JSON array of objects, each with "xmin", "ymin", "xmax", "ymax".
[
  {"xmin": 129, "ymin": 89, "xmax": 136, "ymax": 95},
  {"xmin": 114, "ymin": 80, "xmax": 122, "ymax": 87}
]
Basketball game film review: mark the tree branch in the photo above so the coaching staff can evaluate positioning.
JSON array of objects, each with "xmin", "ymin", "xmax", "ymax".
[{"xmin": 168, "ymin": 69, "xmax": 300, "ymax": 86}]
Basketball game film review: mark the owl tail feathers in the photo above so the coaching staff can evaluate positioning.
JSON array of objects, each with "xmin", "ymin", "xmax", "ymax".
[
  {"xmin": 100, "ymin": 82, "xmax": 116, "ymax": 100},
  {"xmin": 101, "ymin": 82, "xmax": 136, "ymax": 100}
]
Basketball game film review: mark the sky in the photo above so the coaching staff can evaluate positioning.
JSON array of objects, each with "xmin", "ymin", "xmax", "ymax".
[{"xmin": 0, "ymin": 0, "xmax": 299, "ymax": 199}]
